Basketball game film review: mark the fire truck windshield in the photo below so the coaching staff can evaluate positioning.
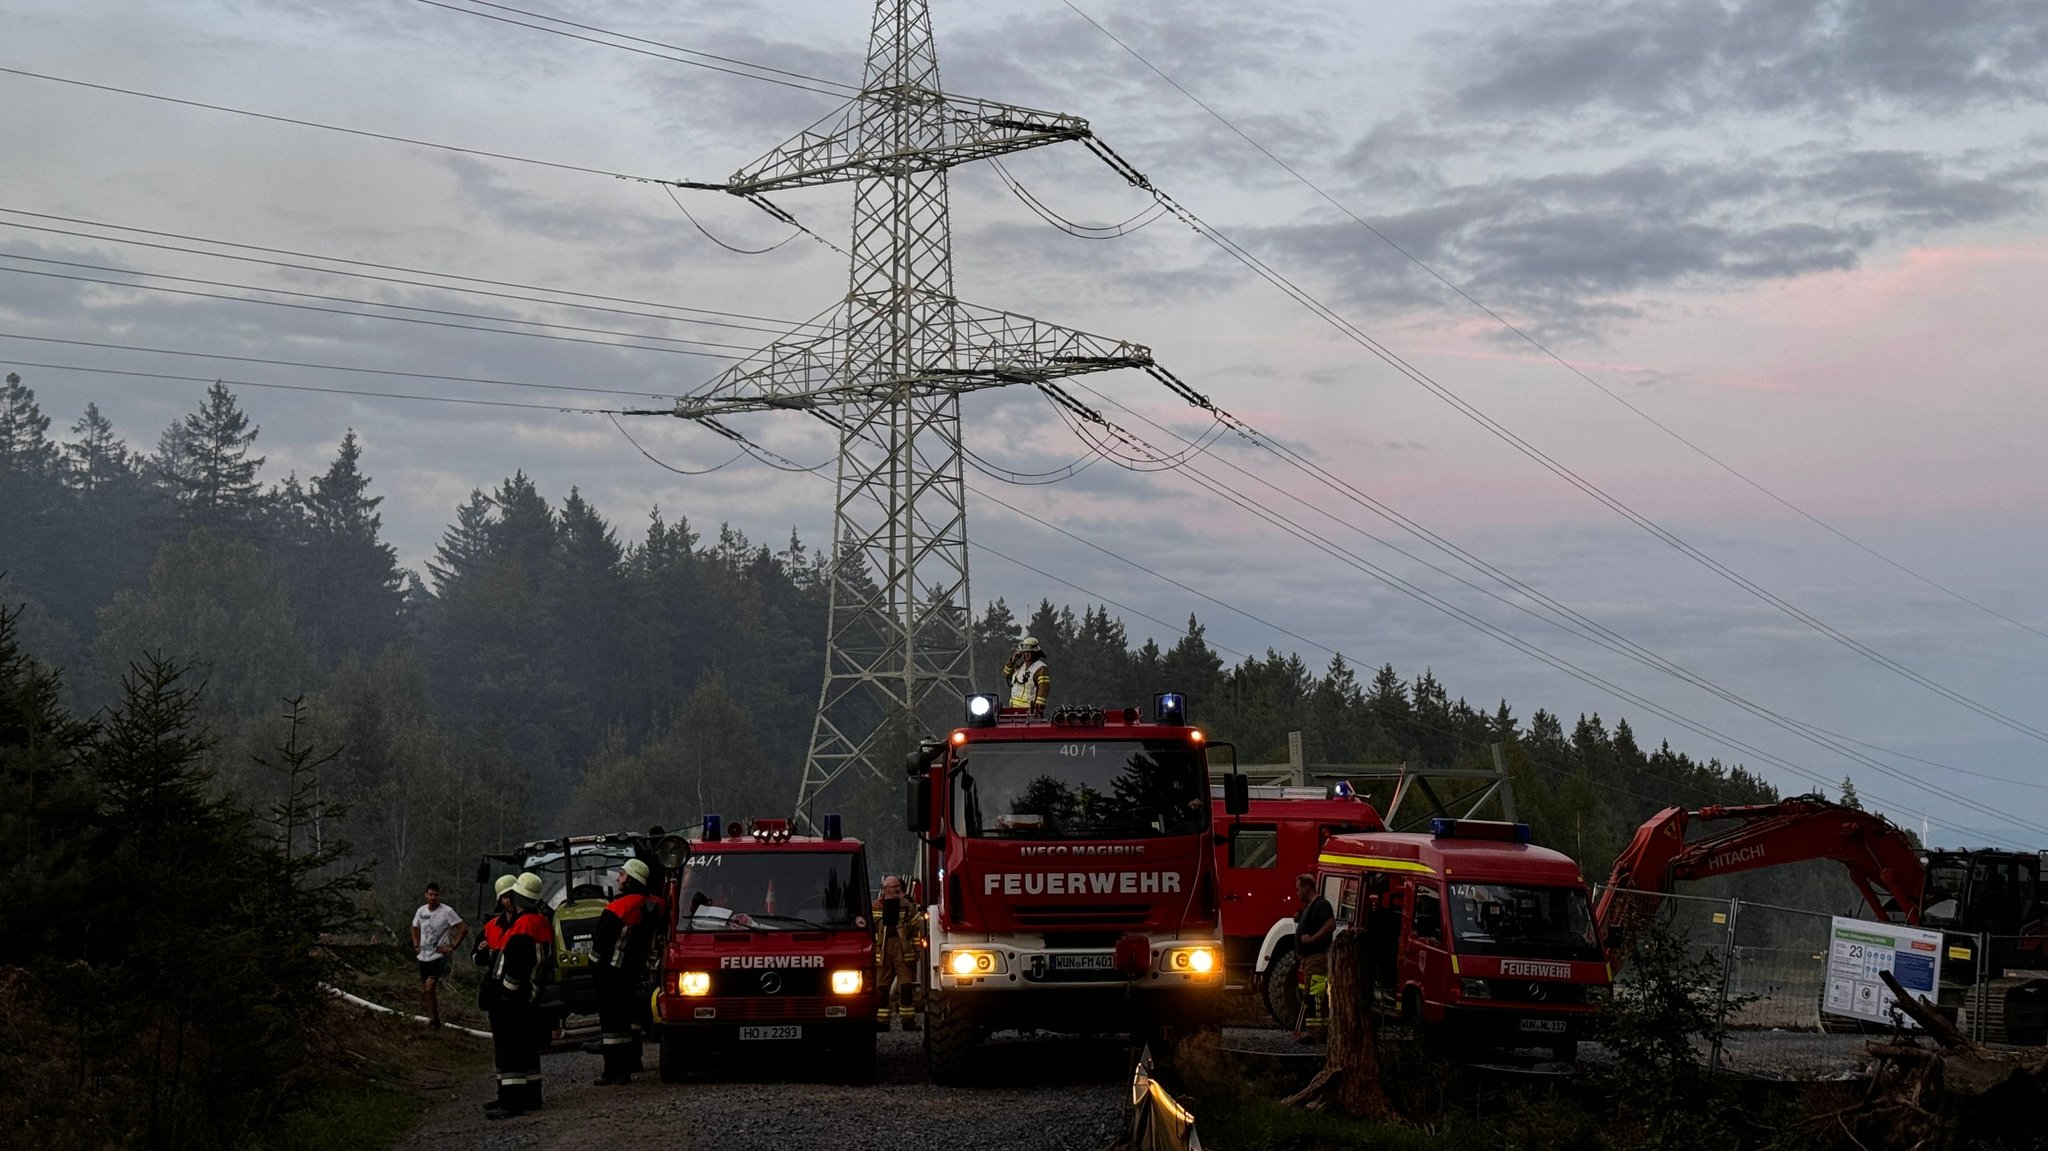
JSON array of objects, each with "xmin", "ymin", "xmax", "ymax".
[
  {"xmin": 952, "ymin": 739, "xmax": 1206, "ymax": 839},
  {"xmin": 1446, "ymin": 883, "xmax": 1601, "ymax": 961},
  {"xmin": 675, "ymin": 850, "xmax": 868, "ymax": 932}
]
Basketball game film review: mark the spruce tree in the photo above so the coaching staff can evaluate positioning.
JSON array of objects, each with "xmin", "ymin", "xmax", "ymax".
[
  {"xmin": 61, "ymin": 402, "xmax": 136, "ymax": 492},
  {"xmin": 157, "ymin": 381, "xmax": 264, "ymax": 529},
  {"xmin": 0, "ymin": 371, "xmax": 59, "ymax": 476}
]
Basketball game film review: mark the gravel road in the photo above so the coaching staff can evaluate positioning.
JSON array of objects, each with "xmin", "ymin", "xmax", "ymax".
[{"xmin": 398, "ymin": 1030, "xmax": 1130, "ymax": 1151}]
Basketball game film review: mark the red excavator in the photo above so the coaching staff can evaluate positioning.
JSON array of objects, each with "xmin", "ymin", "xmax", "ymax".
[{"xmin": 1596, "ymin": 794, "xmax": 2047, "ymax": 1043}]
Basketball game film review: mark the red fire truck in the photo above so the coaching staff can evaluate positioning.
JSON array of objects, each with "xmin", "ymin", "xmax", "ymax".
[
  {"xmin": 905, "ymin": 692, "xmax": 1249, "ymax": 1083},
  {"xmin": 653, "ymin": 815, "xmax": 879, "ymax": 1082},
  {"xmin": 1263, "ymin": 819, "xmax": 1610, "ymax": 1060},
  {"xmin": 1213, "ymin": 786, "xmax": 1384, "ymax": 1020}
]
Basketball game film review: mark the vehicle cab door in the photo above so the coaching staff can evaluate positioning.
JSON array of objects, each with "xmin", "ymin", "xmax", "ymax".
[{"xmin": 1408, "ymin": 881, "xmax": 1448, "ymax": 1002}]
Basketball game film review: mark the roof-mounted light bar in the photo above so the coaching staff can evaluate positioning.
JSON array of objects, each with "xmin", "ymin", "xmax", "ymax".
[{"xmin": 1430, "ymin": 818, "xmax": 1532, "ymax": 843}]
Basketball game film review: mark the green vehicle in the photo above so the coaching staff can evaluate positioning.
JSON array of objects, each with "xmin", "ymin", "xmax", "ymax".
[{"xmin": 478, "ymin": 832, "xmax": 653, "ymax": 1035}]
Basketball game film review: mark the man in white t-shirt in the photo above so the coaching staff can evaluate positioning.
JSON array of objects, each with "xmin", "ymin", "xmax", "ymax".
[{"xmin": 411, "ymin": 882, "xmax": 468, "ymax": 1029}]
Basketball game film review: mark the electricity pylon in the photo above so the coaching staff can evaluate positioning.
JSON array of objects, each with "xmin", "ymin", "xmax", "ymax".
[{"xmin": 672, "ymin": 0, "xmax": 1154, "ymax": 826}]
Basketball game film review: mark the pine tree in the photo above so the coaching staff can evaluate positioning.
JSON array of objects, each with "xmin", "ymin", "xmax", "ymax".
[
  {"xmin": 1838, "ymin": 776, "xmax": 1861, "ymax": 810},
  {"xmin": 427, "ymin": 489, "xmax": 495, "ymax": 592},
  {"xmin": 61, "ymin": 402, "xmax": 136, "ymax": 492},
  {"xmin": 157, "ymin": 381, "xmax": 265, "ymax": 528},
  {"xmin": 0, "ymin": 371, "xmax": 59, "ymax": 476},
  {"xmin": 292, "ymin": 430, "xmax": 402, "ymax": 666}
]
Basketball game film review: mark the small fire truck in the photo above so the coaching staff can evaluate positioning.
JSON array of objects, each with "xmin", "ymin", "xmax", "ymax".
[
  {"xmin": 1259, "ymin": 819, "xmax": 1610, "ymax": 1060},
  {"xmin": 905, "ymin": 691, "xmax": 1249, "ymax": 1084},
  {"xmin": 653, "ymin": 815, "xmax": 878, "ymax": 1082},
  {"xmin": 1213, "ymin": 783, "xmax": 1383, "ymax": 1018}
]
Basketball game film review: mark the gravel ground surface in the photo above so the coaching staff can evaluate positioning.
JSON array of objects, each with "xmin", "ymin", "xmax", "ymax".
[{"xmin": 396, "ymin": 1030, "xmax": 1129, "ymax": 1151}]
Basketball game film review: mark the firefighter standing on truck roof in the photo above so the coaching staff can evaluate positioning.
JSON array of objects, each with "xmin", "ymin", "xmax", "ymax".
[
  {"xmin": 873, "ymin": 874, "xmax": 923, "ymax": 1031},
  {"xmin": 479, "ymin": 872, "xmax": 553, "ymax": 1119},
  {"xmin": 1001, "ymin": 636, "xmax": 1051, "ymax": 712},
  {"xmin": 590, "ymin": 858, "xmax": 665, "ymax": 1086}
]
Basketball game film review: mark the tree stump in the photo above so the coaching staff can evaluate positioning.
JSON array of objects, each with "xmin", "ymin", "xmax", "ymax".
[{"xmin": 1282, "ymin": 930, "xmax": 1394, "ymax": 1119}]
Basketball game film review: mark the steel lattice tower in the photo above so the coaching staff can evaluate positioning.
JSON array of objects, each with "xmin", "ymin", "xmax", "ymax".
[{"xmin": 672, "ymin": 0, "xmax": 1155, "ymax": 826}]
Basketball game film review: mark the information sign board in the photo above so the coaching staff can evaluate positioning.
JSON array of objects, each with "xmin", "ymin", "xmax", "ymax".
[{"xmin": 1822, "ymin": 917, "xmax": 1943, "ymax": 1027}]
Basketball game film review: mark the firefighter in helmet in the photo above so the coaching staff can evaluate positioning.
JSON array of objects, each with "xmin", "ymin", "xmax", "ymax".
[
  {"xmin": 873, "ymin": 874, "xmax": 924, "ymax": 1031},
  {"xmin": 590, "ymin": 858, "xmax": 665, "ymax": 1086},
  {"xmin": 480, "ymin": 871, "xmax": 553, "ymax": 1118},
  {"xmin": 1001, "ymin": 636, "xmax": 1051, "ymax": 712}
]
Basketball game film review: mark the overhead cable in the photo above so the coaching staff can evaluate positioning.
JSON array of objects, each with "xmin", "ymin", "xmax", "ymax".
[{"xmin": 1061, "ymin": 0, "xmax": 2048, "ymax": 648}]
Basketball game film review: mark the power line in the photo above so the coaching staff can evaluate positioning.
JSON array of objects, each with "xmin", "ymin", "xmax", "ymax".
[
  {"xmin": 411, "ymin": 0, "xmax": 856, "ymax": 99},
  {"xmin": 0, "ymin": 209, "xmax": 833, "ymax": 336},
  {"xmin": 1068, "ymin": 377, "xmax": 2048, "ymax": 825},
  {"xmin": 0, "ymin": 65, "xmax": 688, "ymax": 186},
  {"xmin": 1, "ymin": 358, "xmax": 627, "ymax": 413},
  {"xmin": 0, "ymin": 252, "xmax": 762, "ymax": 354},
  {"xmin": 0, "ymin": 264, "xmax": 741, "ymax": 360},
  {"xmin": 0, "ymin": 332, "xmax": 679, "ymax": 401},
  {"xmin": 1081, "ymin": 137, "xmax": 2048, "ymax": 750},
  {"xmin": 674, "ymin": 405, "xmax": 2037, "ymax": 847},
  {"xmin": 1060, "ymin": 0, "xmax": 2048, "ymax": 647}
]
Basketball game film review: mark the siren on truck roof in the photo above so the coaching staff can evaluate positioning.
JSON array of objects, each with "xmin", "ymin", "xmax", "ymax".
[
  {"xmin": 750, "ymin": 818, "xmax": 793, "ymax": 843},
  {"xmin": 1154, "ymin": 692, "xmax": 1187, "ymax": 726}
]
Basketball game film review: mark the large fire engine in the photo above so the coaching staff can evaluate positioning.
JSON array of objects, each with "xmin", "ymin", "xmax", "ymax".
[
  {"xmin": 905, "ymin": 692, "xmax": 1249, "ymax": 1084},
  {"xmin": 652, "ymin": 815, "xmax": 879, "ymax": 1082},
  {"xmin": 1597, "ymin": 794, "xmax": 2048, "ymax": 1043},
  {"xmin": 1256, "ymin": 819, "xmax": 1611, "ymax": 1059},
  {"xmin": 1212, "ymin": 784, "xmax": 1382, "ymax": 1019}
]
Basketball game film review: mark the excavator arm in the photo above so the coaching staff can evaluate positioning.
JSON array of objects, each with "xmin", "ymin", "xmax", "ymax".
[{"xmin": 1596, "ymin": 794, "xmax": 1926, "ymax": 957}]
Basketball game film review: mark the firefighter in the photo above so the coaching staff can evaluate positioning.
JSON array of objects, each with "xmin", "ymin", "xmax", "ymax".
[
  {"xmin": 591, "ymin": 858, "xmax": 665, "ymax": 1085},
  {"xmin": 1001, "ymin": 636, "xmax": 1051, "ymax": 712},
  {"xmin": 1292, "ymin": 873, "xmax": 1335, "ymax": 1041},
  {"xmin": 872, "ymin": 874, "xmax": 923, "ymax": 1031},
  {"xmin": 480, "ymin": 871, "xmax": 553, "ymax": 1119}
]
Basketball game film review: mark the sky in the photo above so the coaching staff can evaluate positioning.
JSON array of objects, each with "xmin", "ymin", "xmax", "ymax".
[{"xmin": 3, "ymin": 0, "xmax": 2045, "ymax": 849}]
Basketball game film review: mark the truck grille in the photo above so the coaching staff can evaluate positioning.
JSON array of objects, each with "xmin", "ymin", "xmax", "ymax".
[
  {"xmin": 1012, "ymin": 903, "xmax": 1150, "ymax": 928},
  {"xmin": 1486, "ymin": 980, "xmax": 1586, "ymax": 1005},
  {"xmin": 708, "ymin": 996, "xmax": 834, "ymax": 1021}
]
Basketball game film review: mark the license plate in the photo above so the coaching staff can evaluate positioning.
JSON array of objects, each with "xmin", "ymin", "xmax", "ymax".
[
  {"xmin": 739, "ymin": 1025, "xmax": 802, "ymax": 1041},
  {"xmin": 1049, "ymin": 953, "xmax": 1115, "ymax": 971},
  {"xmin": 1519, "ymin": 1019, "xmax": 1568, "ymax": 1034}
]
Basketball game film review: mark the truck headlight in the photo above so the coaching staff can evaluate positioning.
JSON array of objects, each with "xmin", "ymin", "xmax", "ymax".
[
  {"xmin": 831, "ymin": 969, "xmax": 863, "ymax": 995},
  {"xmin": 944, "ymin": 949, "xmax": 1003, "ymax": 976},
  {"xmin": 1162, "ymin": 946, "xmax": 1218, "ymax": 975},
  {"xmin": 678, "ymin": 971, "xmax": 711, "ymax": 996},
  {"xmin": 1459, "ymin": 978, "xmax": 1491, "ymax": 999}
]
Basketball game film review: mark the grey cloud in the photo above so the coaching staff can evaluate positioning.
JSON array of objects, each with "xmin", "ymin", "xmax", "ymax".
[
  {"xmin": 1240, "ymin": 146, "xmax": 2039, "ymax": 337},
  {"xmin": 1451, "ymin": 0, "xmax": 2048, "ymax": 120}
]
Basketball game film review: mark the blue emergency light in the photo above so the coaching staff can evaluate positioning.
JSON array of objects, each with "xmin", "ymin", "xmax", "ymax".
[
  {"xmin": 1154, "ymin": 691, "xmax": 1187, "ymax": 726},
  {"xmin": 703, "ymin": 813, "xmax": 722, "ymax": 841},
  {"xmin": 1332, "ymin": 780, "xmax": 1356, "ymax": 798},
  {"xmin": 823, "ymin": 813, "xmax": 842, "ymax": 840}
]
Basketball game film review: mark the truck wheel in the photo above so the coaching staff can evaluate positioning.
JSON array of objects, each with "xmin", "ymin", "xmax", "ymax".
[
  {"xmin": 658, "ymin": 1026, "xmax": 689, "ymax": 1084},
  {"xmin": 1263, "ymin": 946, "xmax": 1300, "ymax": 1026},
  {"xmin": 923, "ymin": 990, "xmax": 980, "ymax": 1086}
]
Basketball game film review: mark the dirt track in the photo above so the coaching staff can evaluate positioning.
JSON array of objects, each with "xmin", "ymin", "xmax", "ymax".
[{"xmin": 396, "ymin": 1030, "xmax": 1130, "ymax": 1151}]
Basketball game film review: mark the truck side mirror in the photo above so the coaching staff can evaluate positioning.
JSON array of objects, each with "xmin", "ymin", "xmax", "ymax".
[
  {"xmin": 907, "ymin": 775, "xmax": 933, "ymax": 834},
  {"xmin": 1223, "ymin": 772, "xmax": 1250, "ymax": 816}
]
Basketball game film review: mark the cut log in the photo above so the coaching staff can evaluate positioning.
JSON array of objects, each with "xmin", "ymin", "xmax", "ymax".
[{"xmin": 1281, "ymin": 930, "xmax": 1395, "ymax": 1120}]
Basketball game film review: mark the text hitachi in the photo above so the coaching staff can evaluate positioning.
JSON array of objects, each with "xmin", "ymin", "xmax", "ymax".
[{"xmin": 982, "ymin": 871, "xmax": 1183, "ymax": 896}]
